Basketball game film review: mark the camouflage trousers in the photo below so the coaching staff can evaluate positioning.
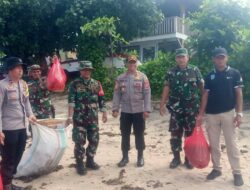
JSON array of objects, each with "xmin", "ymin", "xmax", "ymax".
[
  {"xmin": 169, "ymin": 112, "xmax": 197, "ymax": 152},
  {"xmin": 72, "ymin": 123, "xmax": 99, "ymax": 161},
  {"xmin": 34, "ymin": 105, "xmax": 55, "ymax": 119}
]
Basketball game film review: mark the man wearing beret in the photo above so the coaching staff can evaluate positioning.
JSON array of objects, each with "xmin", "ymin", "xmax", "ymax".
[
  {"xmin": 0, "ymin": 57, "xmax": 36, "ymax": 190},
  {"xmin": 160, "ymin": 48, "xmax": 204, "ymax": 169},
  {"xmin": 66, "ymin": 61, "xmax": 107, "ymax": 175},
  {"xmin": 112, "ymin": 55, "xmax": 151, "ymax": 168},
  {"xmin": 27, "ymin": 64, "xmax": 54, "ymax": 119},
  {"xmin": 197, "ymin": 47, "xmax": 244, "ymax": 186}
]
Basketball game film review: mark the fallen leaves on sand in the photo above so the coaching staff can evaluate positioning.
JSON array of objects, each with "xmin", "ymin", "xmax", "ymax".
[
  {"xmin": 120, "ymin": 185, "xmax": 145, "ymax": 190},
  {"xmin": 146, "ymin": 180, "xmax": 164, "ymax": 188},
  {"xmin": 102, "ymin": 169, "xmax": 126, "ymax": 185}
]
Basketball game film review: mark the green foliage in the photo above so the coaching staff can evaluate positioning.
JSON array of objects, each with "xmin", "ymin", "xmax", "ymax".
[
  {"xmin": 188, "ymin": 0, "xmax": 250, "ymax": 62},
  {"xmin": 77, "ymin": 16, "xmax": 128, "ymax": 100},
  {"xmin": 80, "ymin": 17, "xmax": 127, "ymax": 57},
  {"xmin": 0, "ymin": 0, "xmax": 162, "ymax": 62},
  {"xmin": 0, "ymin": 0, "xmax": 70, "ymax": 60},
  {"xmin": 187, "ymin": 0, "xmax": 250, "ymax": 99},
  {"xmin": 93, "ymin": 67, "xmax": 126, "ymax": 100},
  {"xmin": 139, "ymin": 52, "xmax": 176, "ymax": 99},
  {"xmin": 231, "ymin": 29, "xmax": 250, "ymax": 98}
]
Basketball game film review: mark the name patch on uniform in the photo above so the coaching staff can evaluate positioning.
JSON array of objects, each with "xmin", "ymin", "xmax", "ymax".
[
  {"xmin": 7, "ymin": 90, "xmax": 17, "ymax": 100},
  {"xmin": 76, "ymin": 85, "xmax": 86, "ymax": 92},
  {"xmin": 210, "ymin": 74, "xmax": 215, "ymax": 80},
  {"xmin": 134, "ymin": 81, "xmax": 142, "ymax": 91}
]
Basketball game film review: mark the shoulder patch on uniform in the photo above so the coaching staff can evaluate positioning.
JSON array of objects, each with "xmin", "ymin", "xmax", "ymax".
[
  {"xmin": 114, "ymin": 81, "xmax": 119, "ymax": 91},
  {"xmin": 22, "ymin": 80, "xmax": 29, "ymax": 97},
  {"xmin": 144, "ymin": 78, "xmax": 150, "ymax": 89}
]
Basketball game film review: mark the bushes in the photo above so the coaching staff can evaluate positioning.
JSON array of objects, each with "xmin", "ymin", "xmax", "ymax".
[
  {"xmin": 139, "ymin": 52, "xmax": 175, "ymax": 99},
  {"xmin": 92, "ymin": 66, "xmax": 125, "ymax": 100}
]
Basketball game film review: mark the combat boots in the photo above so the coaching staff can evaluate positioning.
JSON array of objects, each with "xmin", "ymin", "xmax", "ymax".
[
  {"xmin": 169, "ymin": 151, "xmax": 181, "ymax": 169},
  {"xmin": 86, "ymin": 156, "xmax": 100, "ymax": 170},
  {"xmin": 118, "ymin": 150, "xmax": 129, "ymax": 167},
  {"xmin": 137, "ymin": 150, "xmax": 144, "ymax": 167},
  {"xmin": 76, "ymin": 159, "xmax": 87, "ymax": 175},
  {"xmin": 184, "ymin": 157, "xmax": 193, "ymax": 169}
]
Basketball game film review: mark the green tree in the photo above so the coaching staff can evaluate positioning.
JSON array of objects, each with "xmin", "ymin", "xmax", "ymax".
[
  {"xmin": 139, "ymin": 52, "xmax": 176, "ymax": 99},
  {"xmin": 0, "ymin": 0, "xmax": 71, "ymax": 61},
  {"xmin": 0, "ymin": 0, "xmax": 162, "ymax": 63},
  {"xmin": 57, "ymin": 0, "xmax": 163, "ymax": 50},
  {"xmin": 77, "ymin": 17, "xmax": 127, "ymax": 100},
  {"xmin": 188, "ymin": 0, "xmax": 250, "ymax": 62},
  {"xmin": 231, "ymin": 29, "xmax": 250, "ymax": 98},
  {"xmin": 187, "ymin": 0, "xmax": 250, "ymax": 98}
]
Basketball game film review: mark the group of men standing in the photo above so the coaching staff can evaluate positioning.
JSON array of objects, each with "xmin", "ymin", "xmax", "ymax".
[
  {"xmin": 0, "ymin": 46, "xmax": 245, "ymax": 190},
  {"xmin": 66, "ymin": 47, "xmax": 244, "ymax": 187}
]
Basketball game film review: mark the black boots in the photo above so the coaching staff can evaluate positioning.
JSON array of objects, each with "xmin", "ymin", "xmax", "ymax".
[
  {"xmin": 137, "ymin": 150, "xmax": 144, "ymax": 167},
  {"xmin": 76, "ymin": 159, "xmax": 87, "ymax": 175},
  {"xmin": 169, "ymin": 151, "xmax": 181, "ymax": 169},
  {"xmin": 233, "ymin": 174, "xmax": 244, "ymax": 186},
  {"xmin": 86, "ymin": 156, "xmax": 100, "ymax": 170},
  {"xmin": 118, "ymin": 150, "xmax": 144, "ymax": 167},
  {"xmin": 76, "ymin": 157, "xmax": 99, "ymax": 175},
  {"xmin": 118, "ymin": 151, "xmax": 129, "ymax": 167},
  {"xmin": 206, "ymin": 169, "xmax": 222, "ymax": 180},
  {"xmin": 184, "ymin": 157, "xmax": 193, "ymax": 169}
]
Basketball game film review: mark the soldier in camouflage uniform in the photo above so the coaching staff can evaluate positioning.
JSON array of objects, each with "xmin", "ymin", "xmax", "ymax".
[
  {"xmin": 27, "ymin": 65, "xmax": 54, "ymax": 119},
  {"xmin": 67, "ymin": 61, "xmax": 107, "ymax": 175},
  {"xmin": 160, "ymin": 48, "xmax": 204, "ymax": 169}
]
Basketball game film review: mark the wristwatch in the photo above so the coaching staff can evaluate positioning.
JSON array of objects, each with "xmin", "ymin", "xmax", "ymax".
[{"xmin": 237, "ymin": 113, "xmax": 243, "ymax": 117}]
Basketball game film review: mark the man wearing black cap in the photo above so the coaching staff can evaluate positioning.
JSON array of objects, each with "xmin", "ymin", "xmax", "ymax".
[
  {"xmin": 197, "ymin": 47, "xmax": 244, "ymax": 186},
  {"xmin": 0, "ymin": 57, "xmax": 36, "ymax": 190}
]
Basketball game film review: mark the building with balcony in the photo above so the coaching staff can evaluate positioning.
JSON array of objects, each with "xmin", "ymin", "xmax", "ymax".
[{"xmin": 124, "ymin": 0, "xmax": 202, "ymax": 62}]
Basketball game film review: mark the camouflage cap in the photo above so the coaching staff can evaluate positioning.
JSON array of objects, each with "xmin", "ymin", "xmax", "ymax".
[
  {"xmin": 30, "ymin": 64, "xmax": 41, "ymax": 70},
  {"xmin": 176, "ymin": 48, "xmax": 188, "ymax": 56},
  {"xmin": 79, "ymin": 61, "xmax": 94, "ymax": 70}
]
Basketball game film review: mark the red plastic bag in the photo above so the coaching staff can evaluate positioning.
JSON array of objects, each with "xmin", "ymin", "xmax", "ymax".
[
  {"xmin": 47, "ymin": 56, "xmax": 67, "ymax": 92},
  {"xmin": 184, "ymin": 125, "xmax": 210, "ymax": 169},
  {"xmin": 98, "ymin": 82, "xmax": 105, "ymax": 96},
  {"xmin": 0, "ymin": 174, "xmax": 3, "ymax": 190}
]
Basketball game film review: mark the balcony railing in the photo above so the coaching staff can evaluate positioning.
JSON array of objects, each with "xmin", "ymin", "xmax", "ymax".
[{"xmin": 152, "ymin": 16, "xmax": 190, "ymax": 36}]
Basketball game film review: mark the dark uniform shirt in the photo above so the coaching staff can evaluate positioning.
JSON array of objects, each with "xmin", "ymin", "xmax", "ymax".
[{"xmin": 205, "ymin": 66, "xmax": 244, "ymax": 114}]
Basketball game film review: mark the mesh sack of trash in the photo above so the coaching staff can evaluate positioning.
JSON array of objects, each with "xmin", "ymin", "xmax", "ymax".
[{"xmin": 15, "ymin": 119, "xmax": 70, "ymax": 177}]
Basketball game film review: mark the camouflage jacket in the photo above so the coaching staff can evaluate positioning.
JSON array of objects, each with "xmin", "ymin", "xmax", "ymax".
[
  {"xmin": 68, "ymin": 77, "xmax": 106, "ymax": 125},
  {"xmin": 164, "ymin": 64, "xmax": 203, "ymax": 114},
  {"xmin": 28, "ymin": 78, "xmax": 52, "ymax": 119}
]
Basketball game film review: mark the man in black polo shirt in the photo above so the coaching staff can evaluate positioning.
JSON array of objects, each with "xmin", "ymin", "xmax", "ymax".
[{"xmin": 197, "ymin": 47, "xmax": 244, "ymax": 186}]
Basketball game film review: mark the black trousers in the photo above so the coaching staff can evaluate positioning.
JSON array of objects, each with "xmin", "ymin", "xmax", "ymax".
[
  {"xmin": 1, "ymin": 129, "xmax": 27, "ymax": 185},
  {"xmin": 120, "ymin": 112, "xmax": 145, "ymax": 152}
]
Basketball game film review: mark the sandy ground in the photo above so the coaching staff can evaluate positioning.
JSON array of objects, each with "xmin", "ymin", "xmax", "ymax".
[{"xmin": 14, "ymin": 95, "xmax": 250, "ymax": 190}]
